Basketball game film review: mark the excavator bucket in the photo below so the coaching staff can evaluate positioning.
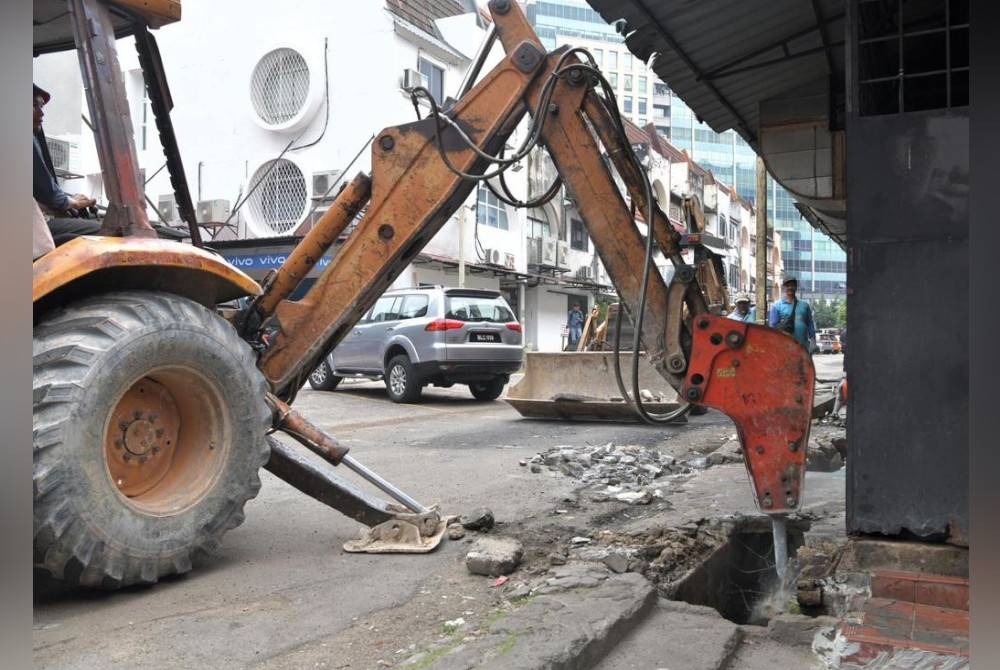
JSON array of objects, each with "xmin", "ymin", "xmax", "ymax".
[{"xmin": 505, "ymin": 351, "xmax": 686, "ymax": 422}]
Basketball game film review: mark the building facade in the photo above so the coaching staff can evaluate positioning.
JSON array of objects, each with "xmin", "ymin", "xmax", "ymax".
[{"xmin": 525, "ymin": 0, "xmax": 844, "ymax": 303}]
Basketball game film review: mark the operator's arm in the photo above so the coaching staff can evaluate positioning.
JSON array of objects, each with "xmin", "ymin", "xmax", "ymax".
[{"xmin": 33, "ymin": 137, "xmax": 71, "ymax": 212}]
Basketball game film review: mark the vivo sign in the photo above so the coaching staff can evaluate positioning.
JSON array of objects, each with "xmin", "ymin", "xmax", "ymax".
[{"xmin": 222, "ymin": 254, "xmax": 336, "ymax": 270}]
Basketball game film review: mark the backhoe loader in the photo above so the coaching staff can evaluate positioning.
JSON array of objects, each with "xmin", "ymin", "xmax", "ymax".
[{"xmin": 33, "ymin": 0, "xmax": 813, "ymax": 589}]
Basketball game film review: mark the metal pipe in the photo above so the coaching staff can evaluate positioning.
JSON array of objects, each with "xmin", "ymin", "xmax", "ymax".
[
  {"xmin": 266, "ymin": 394, "xmax": 428, "ymax": 514},
  {"xmin": 771, "ymin": 515, "xmax": 789, "ymax": 581},
  {"xmin": 457, "ymin": 23, "xmax": 498, "ymax": 99},
  {"xmin": 341, "ymin": 455, "xmax": 428, "ymax": 514}
]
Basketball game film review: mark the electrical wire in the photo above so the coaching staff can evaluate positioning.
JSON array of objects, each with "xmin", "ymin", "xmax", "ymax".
[{"xmin": 411, "ymin": 46, "xmax": 695, "ymax": 424}]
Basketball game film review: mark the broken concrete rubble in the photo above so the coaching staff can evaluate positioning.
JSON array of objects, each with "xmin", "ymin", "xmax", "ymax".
[
  {"xmin": 459, "ymin": 508, "xmax": 495, "ymax": 531},
  {"xmin": 807, "ymin": 438, "xmax": 845, "ymax": 472},
  {"xmin": 465, "ymin": 537, "xmax": 524, "ymax": 577}
]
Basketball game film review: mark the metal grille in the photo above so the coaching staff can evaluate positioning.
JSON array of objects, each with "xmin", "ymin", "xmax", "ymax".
[
  {"xmin": 46, "ymin": 138, "xmax": 69, "ymax": 170},
  {"xmin": 250, "ymin": 48, "xmax": 310, "ymax": 125},
  {"xmin": 245, "ymin": 159, "xmax": 308, "ymax": 235},
  {"xmin": 856, "ymin": 0, "xmax": 969, "ymax": 116}
]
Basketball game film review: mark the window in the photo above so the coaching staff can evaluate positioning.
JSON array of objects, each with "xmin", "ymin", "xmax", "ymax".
[
  {"xmin": 528, "ymin": 216, "xmax": 551, "ymax": 239},
  {"xmin": 418, "ymin": 57, "xmax": 444, "ymax": 103},
  {"xmin": 607, "ymin": 51, "xmax": 618, "ymax": 70},
  {"xmin": 608, "ymin": 72, "xmax": 618, "ymax": 88},
  {"xmin": 856, "ymin": 0, "xmax": 969, "ymax": 114},
  {"xmin": 638, "ymin": 118, "xmax": 646, "ymax": 125},
  {"xmin": 654, "ymin": 82, "xmax": 669, "ymax": 96},
  {"xmin": 477, "ymin": 186, "xmax": 509, "ymax": 230},
  {"xmin": 446, "ymin": 295, "xmax": 514, "ymax": 322},
  {"xmin": 638, "ymin": 99, "xmax": 647, "ymax": 115},
  {"xmin": 624, "ymin": 74, "xmax": 633, "ymax": 91},
  {"xmin": 593, "ymin": 48, "xmax": 603, "ymax": 68},
  {"xmin": 366, "ymin": 296, "xmax": 402, "ymax": 323},
  {"xmin": 653, "ymin": 103, "xmax": 669, "ymax": 119},
  {"xmin": 625, "ymin": 53, "xmax": 633, "ymax": 70},
  {"xmin": 638, "ymin": 76, "xmax": 647, "ymax": 94},
  {"xmin": 623, "ymin": 96, "xmax": 633, "ymax": 113},
  {"xmin": 399, "ymin": 294, "xmax": 429, "ymax": 319},
  {"xmin": 570, "ymin": 218, "xmax": 588, "ymax": 251},
  {"xmin": 250, "ymin": 48, "xmax": 311, "ymax": 127}
]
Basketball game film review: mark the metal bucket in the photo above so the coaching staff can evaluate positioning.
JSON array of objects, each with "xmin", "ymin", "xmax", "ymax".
[{"xmin": 504, "ymin": 351, "xmax": 685, "ymax": 422}]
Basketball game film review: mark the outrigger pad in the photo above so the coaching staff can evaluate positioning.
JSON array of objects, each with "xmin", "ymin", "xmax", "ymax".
[
  {"xmin": 681, "ymin": 316, "xmax": 815, "ymax": 516},
  {"xmin": 343, "ymin": 508, "xmax": 457, "ymax": 554}
]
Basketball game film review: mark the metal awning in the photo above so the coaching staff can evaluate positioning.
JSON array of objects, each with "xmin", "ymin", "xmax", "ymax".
[{"xmin": 584, "ymin": 0, "xmax": 848, "ymax": 247}]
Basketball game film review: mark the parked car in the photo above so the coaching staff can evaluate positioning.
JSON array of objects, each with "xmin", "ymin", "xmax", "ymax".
[
  {"xmin": 817, "ymin": 334, "xmax": 841, "ymax": 354},
  {"xmin": 308, "ymin": 286, "xmax": 524, "ymax": 403}
]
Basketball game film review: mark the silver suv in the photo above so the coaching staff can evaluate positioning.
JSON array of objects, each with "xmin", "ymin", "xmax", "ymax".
[{"xmin": 308, "ymin": 286, "xmax": 524, "ymax": 403}]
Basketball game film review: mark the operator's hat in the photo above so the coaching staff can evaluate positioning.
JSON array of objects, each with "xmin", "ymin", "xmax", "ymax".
[
  {"xmin": 33, "ymin": 83, "xmax": 51, "ymax": 104},
  {"xmin": 782, "ymin": 277, "xmax": 798, "ymax": 288},
  {"xmin": 734, "ymin": 292, "xmax": 751, "ymax": 304}
]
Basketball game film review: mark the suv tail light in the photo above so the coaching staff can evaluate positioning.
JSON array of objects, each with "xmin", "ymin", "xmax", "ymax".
[
  {"xmin": 425, "ymin": 318, "xmax": 465, "ymax": 331},
  {"xmin": 505, "ymin": 322, "xmax": 523, "ymax": 333}
]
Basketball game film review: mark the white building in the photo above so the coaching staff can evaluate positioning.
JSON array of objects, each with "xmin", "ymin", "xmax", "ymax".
[{"xmin": 33, "ymin": 0, "xmax": 632, "ymax": 352}]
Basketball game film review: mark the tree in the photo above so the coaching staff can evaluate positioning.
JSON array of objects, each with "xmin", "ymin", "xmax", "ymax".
[{"xmin": 812, "ymin": 298, "xmax": 846, "ymax": 329}]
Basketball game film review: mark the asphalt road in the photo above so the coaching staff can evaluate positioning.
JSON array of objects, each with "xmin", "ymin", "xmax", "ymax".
[
  {"xmin": 33, "ymin": 375, "xmax": 733, "ymax": 669},
  {"xmin": 33, "ymin": 355, "xmax": 843, "ymax": 669}
]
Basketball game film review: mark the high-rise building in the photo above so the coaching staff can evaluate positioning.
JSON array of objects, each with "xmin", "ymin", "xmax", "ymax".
[{"xmin": 525, "ymin": 0, "xmax": 846, "ymax": 302}]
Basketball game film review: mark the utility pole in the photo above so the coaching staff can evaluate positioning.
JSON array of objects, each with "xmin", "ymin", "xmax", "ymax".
[
  {"xmin": 755, "ymin": 157, "xmax": 768, "ymax": 324},
  {"xmin": 458, "ymin": 198, "xmax": 467, "ymax": 288}
]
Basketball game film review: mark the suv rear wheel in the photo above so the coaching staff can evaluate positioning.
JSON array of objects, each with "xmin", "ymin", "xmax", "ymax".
[
  {"xmin": 469, "ymin": 377, "xmax": 505, "ymax": 402},
  {"xmin": 385, "ymin": 355, "xmax": 422, "ymax": 403},
  {"xmin": 308, "ymin": 359, "xmax": 342, "ymax": 391}
]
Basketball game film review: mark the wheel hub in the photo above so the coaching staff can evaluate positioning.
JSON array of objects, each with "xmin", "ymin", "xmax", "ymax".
[{"xmin": 105, "ymin": 378, "xmax": 181, "ymax": 498}]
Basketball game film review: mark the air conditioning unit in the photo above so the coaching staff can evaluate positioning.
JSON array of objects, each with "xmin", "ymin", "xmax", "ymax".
[
  {"xmin": 483, "ymin": 248, "xmax": 501, "ymax": 265},
  {"xmin": 401, "ymin": 68, "xmax": 427, "ymax": 91},
  {"xmin": 45, "ymin": 137, "xmax": 80, "ymax": 175},
  {"xmin": 157, "ymin": 194, "xmax": 179, "ymax": 223},
  {"xmin": 312, "ymin": 170, "xmax": 342, "ymax": 199},
  {"xmin": 556, "ymin": 241, "xmax": 570, "ymax": 268},
  {"xmin": 197, "ymin": 199, "xmax": 231, "ymax": 223},
  {"xmin": 504, "ymin": 252, "xmax": 516, "ymax": 270},
  {"xmin": 542, "ymin": 238, "xmax": 557, "ymax": 266},
  {"xmin": 576, "ymin": 266, "xmax": 592, "ymax": 280}
]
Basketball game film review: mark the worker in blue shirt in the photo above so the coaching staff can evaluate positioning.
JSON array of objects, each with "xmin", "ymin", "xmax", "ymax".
[
  {"xmin": 768, "ymin": 277, "xmax": 816, "ymax": 351},
  {"xmin": 726, "ymin": 293, "xmax": 756, "ymax": 323}
]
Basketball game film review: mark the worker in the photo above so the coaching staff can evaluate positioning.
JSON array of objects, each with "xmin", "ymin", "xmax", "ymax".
[
  {"xmin": 566, "ymin": 302, "xmax": 585, "ymax": 348},
  {"xmin": 727, "ymin": 293, "xmax": 756, "ymax": 323},
  {"xmin": 33, "ymin": 84, "xmax": 103, "ymax": 245},
  {"xmin": 768, "ymin": 277, "xmax": 816, "ymax": 351}
]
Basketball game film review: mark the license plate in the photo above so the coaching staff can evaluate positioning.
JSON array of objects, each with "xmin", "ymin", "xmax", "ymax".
[{"xmin": 471, "ymin": 332, "xmax": 500, "ymax": 343}]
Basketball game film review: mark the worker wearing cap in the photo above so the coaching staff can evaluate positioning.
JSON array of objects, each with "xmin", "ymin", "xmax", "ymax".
[
  {"xmin": 33, "ymin": 83, "xmax": 102, "ymax": 246},
  {"xmin": 726, "ymin": 293, "xmax": 756, "ymax": 323},
  {"xmin": 768, "ymin": 277, "xmax": 816, "ymax": 351}
]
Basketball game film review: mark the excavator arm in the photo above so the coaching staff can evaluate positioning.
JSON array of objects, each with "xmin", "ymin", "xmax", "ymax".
[{"xmin": 240, "ymin": 0, "xmax": 813, "ymax": 551}]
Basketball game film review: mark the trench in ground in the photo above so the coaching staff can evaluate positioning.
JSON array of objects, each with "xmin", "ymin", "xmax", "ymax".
[{"xmin": 669, "ymin": 526, "xmax": 806, "ymax": 625}]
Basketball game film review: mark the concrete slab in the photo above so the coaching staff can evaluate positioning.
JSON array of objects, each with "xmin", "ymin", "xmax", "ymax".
[
  {"xmin": 410, "ymin": 571, "xmax": 655, "ymax": 670},
  {"xmin": 725, "ymin": 637, "xmax": 825, "ymax": 670},
  {"xmin": 594, "ymin": 599, "xmax": 741, "ymax": 670}
]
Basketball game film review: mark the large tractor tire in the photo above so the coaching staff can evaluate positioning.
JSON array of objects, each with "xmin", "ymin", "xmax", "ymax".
[{"xmin": 33, "ymin": 291, "xmax": 271, "ymax": 588}]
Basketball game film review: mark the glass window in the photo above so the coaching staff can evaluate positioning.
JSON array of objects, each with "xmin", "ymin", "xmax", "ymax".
[
  {"xmin": 638, "ymin": 99, "xmax": 647, "ymax": 115},
  {"xmin": 593, "ymin": 48, "xmax": 603, "ymax": 68},
  {"xmin": 638, "ymin": 76, "xmax": 647, "ymax": 94},
  {"xmin": 654, "ymin": 82, "xmax": 669, "ymax": 96},
  {"xmin": 570, "ymin": 219, "xmax": 589, "ymax": 252},
  {"xmin": 399, "ymin": 294, "xmax": 429, "ymax": 319},
  {"xmin": 623, "ymin": 96, "xmax": 633, "ymax": 113},
  {"xmin": 477, "ymin": 186, "xmax": 509, "ymax": 230},
  {"xmin": 624, "ymin": 74, "xmax": 633, "ymax": 91},
  {"xmin": 607, "ymin": 51, "xmax": 618, "ymax": 70},
  {"xmin": 608, "ymin": 72, "xmax": 618, "ymax": 88},
  {"xmin": 418, "ymin": 58, "xmax": 444, "ymax": 103},
  {"xmin": 367, "ymin": 296, "xmax": 403, "ymax": 323},
  {"xmin": 625, "ymin": 53, "xmax": 633, "ymax": 70},
  {"xmin": 446, "ymin": 295, "xmax": 514, "ymax": 322}
]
